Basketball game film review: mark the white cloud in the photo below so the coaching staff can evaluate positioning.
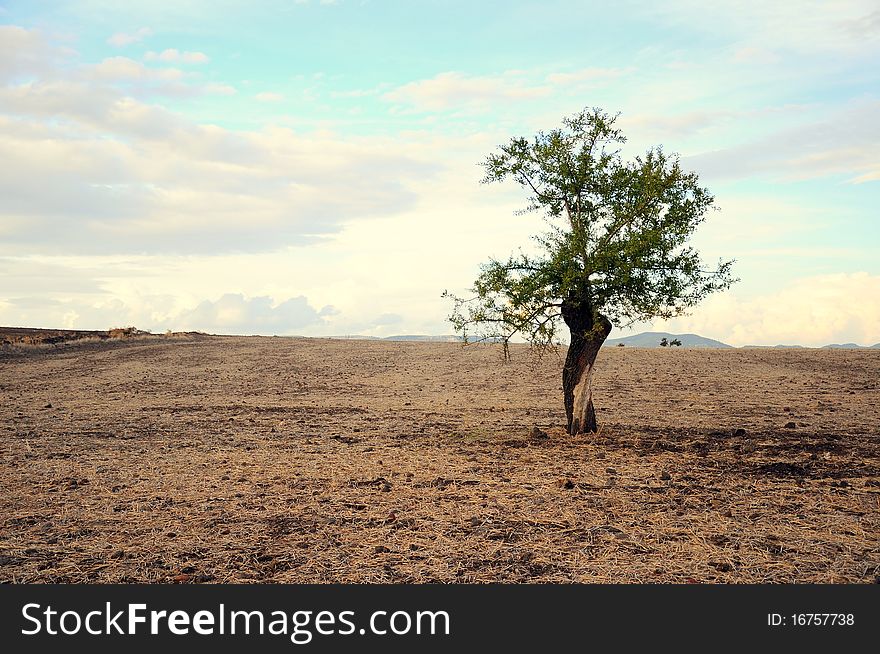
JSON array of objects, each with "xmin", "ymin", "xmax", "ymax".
[
  {"xmin": 255, "ymin": 91, "xmax": 284, "ymax": 102},
  {"xmin": 645, "ymin": 0, "xmax": 880, "ymax": 57},
  {"xmin": 144, "ymin": 49, "xmax": 209, "ymax": 64},
  {"xmin": 91, "ymin": 56, "xmax": 186, "ymax": 82},
  {"xmin": 177, "ymin": 293, "xmax": 332, "ymax": 334},
  {"xmin": 684, "ymin": 99, "xmax": 880, "ymax": 182},
  {"xmin": 653, "ymin": 272, "xmax": 880, "ymax": 347},
  {"xmin": 622, "ymin": 109, "xmax": 737, "ymax": 139},
  {"xmin": 545, "ymin": 67, "xmax": 627, "ymax": 86},
  {"xmin": 205, "ymin": 83, "xmax": 237, "ymax": 95},
  {"xmin": 383, "ymin": 71, "xmax": 550, "ymax": 112},
  {"xmin": 0, "ymin": 25, "xmax": 74, "ymax": 83},
  {"xmin": 107, "ymin": 27, "xmax": 152, "ymax": 47},
  {"xmin": 851, "ymin": 170, "xmax": 880, "ymax": 184},
  {"xmin": 0, "ymin": 98, "xmax": 435, "ymax": 255},
  {"xmin": 731, "ymin": 46, "xmax": 781, "ymax": 65},
  {"xmin": 0, "ymin": 257, "xmax": 106, "ymax": 294},
  {"xmin": 840, "ymin": 8, "xmax": 880, "ymax": 38}
]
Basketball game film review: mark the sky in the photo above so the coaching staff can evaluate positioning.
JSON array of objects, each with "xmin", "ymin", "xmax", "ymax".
[{"xmin": 0, "ymin": 0, "xmax": 878, "ymax": 346}]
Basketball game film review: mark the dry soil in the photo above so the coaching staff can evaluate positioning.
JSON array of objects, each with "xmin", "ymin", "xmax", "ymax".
[{"xmin": 1, "ymin": 333, "xmax": 878, "ymax": 583}]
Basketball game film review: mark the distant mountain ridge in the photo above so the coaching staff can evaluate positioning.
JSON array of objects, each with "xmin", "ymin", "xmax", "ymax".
[{"xmin": 604, "ymin": 331, "xmax": 733, "ymax": 348}]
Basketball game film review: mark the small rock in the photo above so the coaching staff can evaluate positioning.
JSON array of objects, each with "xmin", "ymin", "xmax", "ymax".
[
  {"xmin": 380, "ymin": 482, "xmax": 392, "ymax": 492},
  {"xmin": 528, "ymin": 426, "xmax": 548, "ymax": 439},
  {"xmin": 559, "ymin": 478, "xmax": 575, "ymax": 490},
  {"xmin": 660, "ymin": 470, "xmax": 672, "ymax": 481},
  {"xmin": 784, "ymin": 421, "xmax": 797, "ymax": 429},
  {"xmin": 374, "ymin": 545, "xmax": 390, "ymax": 554},
  {"xmin": 783, "ymin": 407, "xmax": 791, "ymax": 412},
  {"xmin": 733, "ymin": 428, "xmax": 747, "ymax": 437},
  {"xmin": 172, "ymin": 574, "xmax": 191, "ymax": 583},
  {"xmin": 605, "ymin": 467, "xmax": 617, "ymax": 474},
  {"xmin": 44, "ymin": 403, "xmax": 52, "ymax": 409}
]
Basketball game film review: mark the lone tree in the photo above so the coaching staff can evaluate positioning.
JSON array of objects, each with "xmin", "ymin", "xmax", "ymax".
[{"xmin": 445, "ymin": 108, "xmax": 735, "ymax": 434}]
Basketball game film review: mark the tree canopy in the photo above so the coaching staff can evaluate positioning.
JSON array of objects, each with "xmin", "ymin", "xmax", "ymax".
[{"xmin": 445, "ymin": 108, "xmax": 736, "ymax": 352}]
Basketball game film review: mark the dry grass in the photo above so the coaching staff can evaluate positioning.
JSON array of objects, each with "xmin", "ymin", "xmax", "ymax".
[
  {"xmin": 1, "ymin": 334, "xmax": 878, "ymax": 583},
  {"xmin": 0, "ymin": 326, "xmax": 198, "ymax": 353}
]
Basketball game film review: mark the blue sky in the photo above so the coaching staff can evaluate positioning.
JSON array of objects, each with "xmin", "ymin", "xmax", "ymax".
[{"xmin": 0, "ymin": 0, "xmax": 878, "ymax": 345}]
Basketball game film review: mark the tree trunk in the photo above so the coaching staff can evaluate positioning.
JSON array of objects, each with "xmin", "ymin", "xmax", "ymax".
[{"xmin": 561, "ymin": 300, "xmax": 611, "ymax": 435}]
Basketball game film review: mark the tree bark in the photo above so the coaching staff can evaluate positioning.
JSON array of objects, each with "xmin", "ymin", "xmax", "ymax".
[{"xmin": 561, "ymin": 299, "xmax": 612, "ymax": 435}]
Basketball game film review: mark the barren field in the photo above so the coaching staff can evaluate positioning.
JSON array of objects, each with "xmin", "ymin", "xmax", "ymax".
[{"xmin": 1, "ymin": 334, "xmax": 878, "ymax": 583}]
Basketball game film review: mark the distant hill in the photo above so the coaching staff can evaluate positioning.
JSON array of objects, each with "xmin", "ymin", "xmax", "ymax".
[{"xmin": 604, "ymin": 331, "xmax": 732, "ymax": 348}]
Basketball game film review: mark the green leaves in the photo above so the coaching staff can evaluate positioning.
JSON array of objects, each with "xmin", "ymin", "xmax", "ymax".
[{"xmin": 447, "ymin": 107, "xmax": 736, "ymax": 351}]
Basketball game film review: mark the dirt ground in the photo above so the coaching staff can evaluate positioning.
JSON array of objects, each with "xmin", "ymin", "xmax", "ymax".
[{"xmin": 1, "ymin": 333, "xmax": 878, "ymax": 583}]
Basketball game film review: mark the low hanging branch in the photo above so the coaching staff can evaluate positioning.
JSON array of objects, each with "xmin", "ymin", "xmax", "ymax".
[{"xmin": 444, "ymin": 107, "xmax": 736, "ymax": 435}]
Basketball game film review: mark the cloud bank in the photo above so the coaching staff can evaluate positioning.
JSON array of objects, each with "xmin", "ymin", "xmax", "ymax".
[{"xmin": 0, "ymin": 26, "xmax": 436, "ymax": 256}]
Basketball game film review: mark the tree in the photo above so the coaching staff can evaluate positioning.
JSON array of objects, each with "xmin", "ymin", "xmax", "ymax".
[
  {"xmin": 670, "ymin": 338, "xmax": 682, "ymax": 347},
  {"xmin": 444, "ymin": 108, "xmax": 735, "ymax": 435},
  {"xmin": 660, "ymin": 337, "xmax": 669, "ymax": 347}
]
